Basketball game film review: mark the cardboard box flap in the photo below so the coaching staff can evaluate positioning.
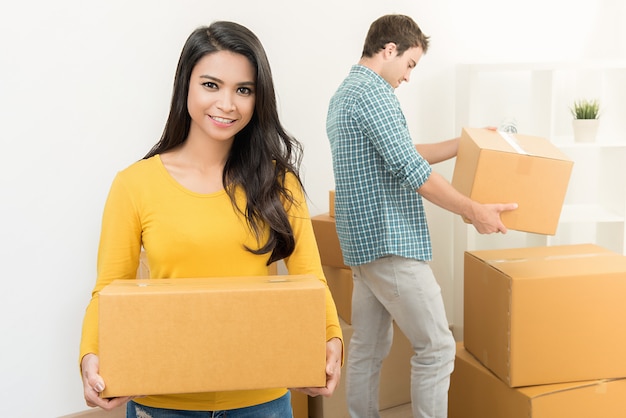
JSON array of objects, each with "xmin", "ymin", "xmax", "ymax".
[
  {"xmin": 466, "ymin": 243, "xmax": 610, "ymax": 261},
  {"xmin": 520, "ymin": 378, "xmax": 622, "ymax": 399},
  {"xmin": 467, "ymin": 243, "xmax": 625, "ymax": 279},
  {"xmin": 100, "ymin": 275, "xmax": 320, "ymax": 294},
  {"xmin": 463, "ymin": 127, "xmax": 571, "ymax": 161}
]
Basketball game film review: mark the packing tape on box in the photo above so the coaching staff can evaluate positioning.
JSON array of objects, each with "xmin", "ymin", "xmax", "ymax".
[
  {"xmin": 595, "ymin": 380, "xmax": 609, "ymax": 395},
  {"xmin": 498, "ymin": 131, "xmax": 529, "ymax": 155},
  {"xmin": 486, "ymin": 252, "xmax": 616, "ymax": 264}
]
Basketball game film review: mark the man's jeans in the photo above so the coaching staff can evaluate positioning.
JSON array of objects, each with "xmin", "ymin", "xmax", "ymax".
[{"xmin": 346, "ymin": 256, "xmax": 456, "ymax": 418}]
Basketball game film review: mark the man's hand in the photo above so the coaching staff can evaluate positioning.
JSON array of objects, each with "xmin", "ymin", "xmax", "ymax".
[{"xmin": 467, "ymin": 201, "xmax": 519, "ymax": 234}]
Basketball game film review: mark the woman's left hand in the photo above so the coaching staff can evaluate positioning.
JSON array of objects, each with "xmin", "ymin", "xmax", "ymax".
[{"xmin": 291, "ymin": 337, "xmax": 343, "ymax": 397}]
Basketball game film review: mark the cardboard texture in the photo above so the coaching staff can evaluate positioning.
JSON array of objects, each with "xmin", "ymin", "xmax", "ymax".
[
  {"xmin": 290, "ymin": 390, "xmax": 308, "ymax": 418},
  {"xmin": 99, "ymin": 275, "xmax": 327, "ymax": 398},
  {"xmin": 451, "ymin": 127, "xmax": 573, "ymax": 235},
  {"xmin": 329, "ymin": 190, "xmax": 335, "ymax": 217},
  {"xmin": 450, "ymin": 343, "xmax": 626, "ymax": 418},
  {"xmin": 322, "ymin": 265, "xmax": 353, "ymax": 324},
  {"xmin": 309, "ymin": 318, "xmax": 413, "ymax": 417},
  {"xmin": 464, "ymin": 243, "xmax": 626, "ymax": 387},
  {"xmin": 59, "ymin": 408, "xmax": 125, "ymax": 418},
  {"xmin": 311, "ymin": 213, "xmax": 348, "ymax": 269}
]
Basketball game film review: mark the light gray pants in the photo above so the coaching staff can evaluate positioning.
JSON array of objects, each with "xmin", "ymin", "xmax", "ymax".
[{"xmin": 346, "ymin": 256, "xmax": 456, "ymax": 418}]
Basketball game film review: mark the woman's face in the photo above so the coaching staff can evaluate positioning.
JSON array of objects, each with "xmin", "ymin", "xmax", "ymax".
[{"xmin": 187, "ymin": 50, "xmax": 256, "ymax": 143}]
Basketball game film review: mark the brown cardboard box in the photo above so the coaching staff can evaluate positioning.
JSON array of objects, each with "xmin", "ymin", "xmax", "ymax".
[
  {"xmin": 99, "ymin": 275, "xmax": 326, "ymax": 398},
  {"xmin": 311, "ymin": 213, "xmax": 348, "ymax": 269},
  {"xmin": 464, "ymin": 243, "xmax": 626, "ymax": 387},
  {"xmin": 309, "ymin": 318, "xmax": 413, "ymax": 417},
  {"xmin": 450, "ymin": 343, "xmax": 626, "ymax": 418},
  {"xmin": 329, "ymin": 190, "xmax": 335, "ymax": 217},
  {"xmin": 451, "ymin": 127, "xmax": 573, "ymax": 235},
  {"xmin": 59, "ymin": 408, "xmax": 125, "ymax": 418},
  {"xmin": 291, "ymin": 390, "xmax": 308, "ymax": 418},
  {"xmin": 322, "ymin": 265, "xmax": 353, "ymax": 324}
]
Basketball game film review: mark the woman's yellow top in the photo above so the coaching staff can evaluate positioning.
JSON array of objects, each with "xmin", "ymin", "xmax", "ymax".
[{"xmin": 80, "ymin": 155, "xmax": 342, "ymax": 411}]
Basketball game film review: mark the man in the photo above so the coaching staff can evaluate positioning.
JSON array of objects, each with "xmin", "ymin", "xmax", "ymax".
[{"xmin": 326, "ymin": 14, "xmax": 517, "ymax": 418}]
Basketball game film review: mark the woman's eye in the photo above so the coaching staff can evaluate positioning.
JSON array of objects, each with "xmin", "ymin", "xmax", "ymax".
[
  {"xmin": 202, "ymin": 82, "xmax": 218, "ymax": 89},
  {"xmin": 237, "ymin": 87, "xmax": 253, "ymax": 96}
]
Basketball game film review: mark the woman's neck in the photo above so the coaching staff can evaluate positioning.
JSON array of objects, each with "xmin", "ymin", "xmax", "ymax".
[{"xmin": 160, "ymin": 132, "xmax": 234, "ymax": 194}]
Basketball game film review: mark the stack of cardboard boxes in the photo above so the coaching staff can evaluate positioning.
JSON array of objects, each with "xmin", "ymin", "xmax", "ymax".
[
  {"xmin": 449, "ymin": 128, "xmax": 626, "ymax": 416},
  {"xmin": 310, "ymin": 192, "xmax": 414, "ymax": 417},
  {"xmin": 450, "ymin": 244, "xmax": 626, "ymax": 417}
]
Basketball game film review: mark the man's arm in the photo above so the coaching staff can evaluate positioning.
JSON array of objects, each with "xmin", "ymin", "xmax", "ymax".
[
  {"xmin": 418, "ymin": 171, "xmax": 518, "ymax": 234},
  {"xmin": 415, "ymin": 138, "xmax": 459, "ymax": 164}
]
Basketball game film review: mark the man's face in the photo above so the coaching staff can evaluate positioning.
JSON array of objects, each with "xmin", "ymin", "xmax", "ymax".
[{"xmin": 381, "ymin": 45, "xmax": 423, "ymax": 89}]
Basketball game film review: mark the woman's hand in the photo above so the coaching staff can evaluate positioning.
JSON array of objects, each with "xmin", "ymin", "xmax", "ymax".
[
  {"xmin": 81, "ymin": 353, "xmax": 133, "ymax": 410},
  {"xmin": 291, "ymin": 337, "xmax": 343, "ymax": 397}
]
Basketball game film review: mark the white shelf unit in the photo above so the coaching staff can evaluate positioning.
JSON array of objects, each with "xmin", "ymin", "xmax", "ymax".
[{"xmin": 451, "ymin": 62, "xmax": 626, "ymax": 339}]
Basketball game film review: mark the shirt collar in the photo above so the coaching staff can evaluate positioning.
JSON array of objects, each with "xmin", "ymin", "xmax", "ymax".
[{"xmin": 351, "ymin": 64, "xmax": 394, "ymax": 93}]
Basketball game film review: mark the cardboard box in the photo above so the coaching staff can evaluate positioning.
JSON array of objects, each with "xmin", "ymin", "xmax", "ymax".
[
  {"xmin": 464, "ymin": 244, "xmax": 626, "ymax": 387},
  {"xmin": 311, "ymin": 213, "xmax": 348, "ymax": 269},
  {"xmin": 322, "ymin": 265, "xmax": 353, "ymax": 324},
  {"xmin": 309, "ymin": 318, "xmax": 413, "ymax": 417},
  {"xmin": 291, "ymin": 390, "xmax": 308, "ymax": 418},
  {"xmin": 451, "ymin": 127, "xmax": 573, "ymax": 235},
  {"xmin": 329, "ymin": 190, "xmax": 335, "ymax": 217},
  {"xmin": 450, "ymin": 343, "xmax": 626, "ymax": 418},
  {"xmin": 59, "ymin": 408, "xmax": 125, "ymax": 418},
  {"xmin": 99, "ymin": 275, "xmax": 326, "ymax": 397}
]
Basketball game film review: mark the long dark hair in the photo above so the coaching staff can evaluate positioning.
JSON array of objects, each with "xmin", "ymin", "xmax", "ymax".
[{"xmin": 145, "ymin": 21, "xmax": 303, "ymax": 265}]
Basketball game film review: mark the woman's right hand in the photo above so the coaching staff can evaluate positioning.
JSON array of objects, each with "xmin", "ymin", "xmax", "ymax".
[{"xmin": 81, "ymin": 353, "xmax": 133, "ymax": 410}]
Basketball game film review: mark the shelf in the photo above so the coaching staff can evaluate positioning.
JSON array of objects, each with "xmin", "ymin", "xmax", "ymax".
[
  {"xmin": 559, "ymin": 204, "xmax": 624, "ymax": 224},
  {"xmin": 552, "ymin": 138, "xmax": 626, "ymax": 148},
  {"xmin": 459, "ymin": 61, "xmax": 626, "ymax": 73}
]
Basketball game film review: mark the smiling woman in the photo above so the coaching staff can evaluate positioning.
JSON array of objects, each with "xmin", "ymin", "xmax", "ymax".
[{"xmin": 78, "ymin": 21, "xmax": 343, "ymax": 418}]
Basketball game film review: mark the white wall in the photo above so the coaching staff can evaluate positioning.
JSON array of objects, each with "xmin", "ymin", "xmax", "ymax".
[{"xmin": 1, "ymin": 0, "xmax": 624, "ymax": 416}]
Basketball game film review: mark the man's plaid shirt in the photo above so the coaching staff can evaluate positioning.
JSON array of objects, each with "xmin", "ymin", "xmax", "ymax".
[{"xmin": 326, "ymin": 65, "xmax": 433, "ymax": 266}]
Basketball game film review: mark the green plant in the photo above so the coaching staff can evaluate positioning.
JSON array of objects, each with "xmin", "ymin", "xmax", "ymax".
[{"xmin": 570, "ymin": 99, "xmax": 600, "ymax": 119}]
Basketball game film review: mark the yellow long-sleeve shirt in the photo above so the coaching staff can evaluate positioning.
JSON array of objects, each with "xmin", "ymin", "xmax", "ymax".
[{"xmin": 80, "ymin": 155, "xmax": 342, "ymax": 411}]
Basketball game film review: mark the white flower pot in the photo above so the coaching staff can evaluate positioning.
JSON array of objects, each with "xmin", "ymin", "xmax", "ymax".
[{"xmin": 572, "ymin": 119, "xmax": 599, "ymax": 143}]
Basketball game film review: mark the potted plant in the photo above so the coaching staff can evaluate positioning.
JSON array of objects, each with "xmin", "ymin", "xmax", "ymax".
[{"xmin": 570, "ymin": 99, "xmax": 600, "ymax": 143}]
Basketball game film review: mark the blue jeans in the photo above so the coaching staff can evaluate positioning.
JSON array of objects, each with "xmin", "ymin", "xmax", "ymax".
[
  {"xmin": 126, "ymin": 391, "xmax": 293, "ymax": 418},
  {"xmin": 346, "ymin": 256, "xmax": 456, "ymax": 418}
]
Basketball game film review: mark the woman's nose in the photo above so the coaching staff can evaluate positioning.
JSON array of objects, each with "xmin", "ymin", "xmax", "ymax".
[{"xmin": 216, "ymin": 92, "xmax": 236, "ymax": 111}]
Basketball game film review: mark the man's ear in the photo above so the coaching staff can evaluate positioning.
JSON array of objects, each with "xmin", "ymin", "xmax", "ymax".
[{"xmin": 383, "ymin": 42, "xmax": 397, "ymax": 58}]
